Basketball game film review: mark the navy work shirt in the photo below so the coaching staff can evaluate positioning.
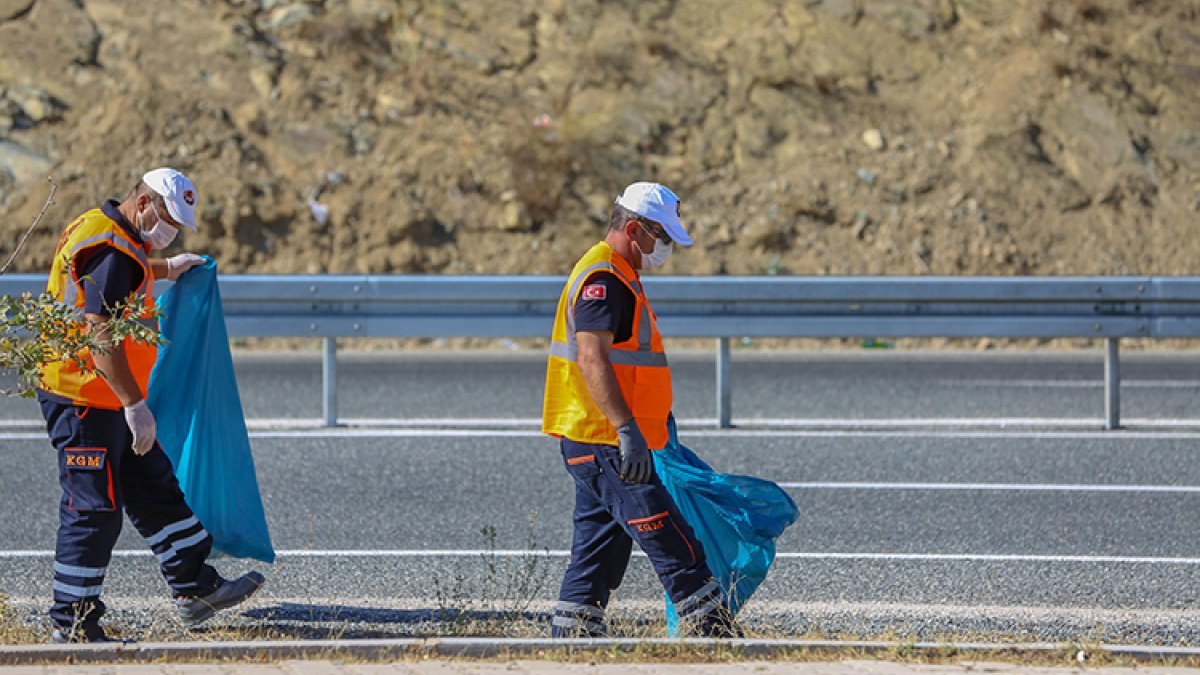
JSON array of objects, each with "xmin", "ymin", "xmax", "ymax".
[
  {"xmin": 80, "ymin": 201, "xmax": 145, "ymax": 317},
  {"xmin": 573, "ymin": 272, "xmax": 636, "ymax": 344}
]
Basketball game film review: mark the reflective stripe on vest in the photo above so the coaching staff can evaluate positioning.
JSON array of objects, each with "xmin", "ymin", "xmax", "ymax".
[
  {"xmin": 59, "ymin": 230, "xmax": 151, "ymax": 309},
  {"xmin": 39, "ymin": 208, "xmax": 157, "ymax": 410},
  {"xmin": 548, "ymin": 260, "xmax": 667, "ymax": 365},
  {"xmin": 542, "ymin": 241, "xmax": 672, "ymax": 449}
]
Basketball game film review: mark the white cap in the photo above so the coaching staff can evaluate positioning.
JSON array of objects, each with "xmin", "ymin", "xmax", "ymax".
[
  {"xmin": 142, "ymin": 167, "xmax": 198, "ymax": 230},
  {"xmin": 615, "ymin": 181, "xmax": 692, "ymax": 247}
]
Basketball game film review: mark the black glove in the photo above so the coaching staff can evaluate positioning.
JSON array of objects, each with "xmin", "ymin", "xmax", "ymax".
[{"xmin": 617, "ymin": 418, "xmax": 652, "ymax": 484}]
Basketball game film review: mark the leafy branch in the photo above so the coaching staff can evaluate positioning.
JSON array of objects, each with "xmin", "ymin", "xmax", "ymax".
[{"xmin": 1, "ymin": 178, "xmax": 162, "ymax": 397}]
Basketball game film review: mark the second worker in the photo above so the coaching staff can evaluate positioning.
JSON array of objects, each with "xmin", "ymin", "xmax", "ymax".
[{"xmin": 542, "ymin": 181, "xmax": 735, "ymax": 638}]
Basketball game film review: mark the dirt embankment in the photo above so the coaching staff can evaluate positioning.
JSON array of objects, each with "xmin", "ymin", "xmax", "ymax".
[{"xmin": 0, "ymin": 0, "xmax": 1198, "ymax": 279}]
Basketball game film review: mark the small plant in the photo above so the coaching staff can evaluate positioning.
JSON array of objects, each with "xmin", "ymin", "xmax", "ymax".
[
  {"xmin": 430, "ymin": 513, "xmax": 553, "ymax": 637},
  {"xmin": 478, "ymin": 517, "xmax": 552, "ymax": 627},
  {"xmin": 431, "ymin": 565, "xmax": 472, "ymax": 629}
]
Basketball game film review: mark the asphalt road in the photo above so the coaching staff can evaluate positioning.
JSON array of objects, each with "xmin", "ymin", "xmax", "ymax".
[{"xmin": 3, "ymin": 350, "xmax": 1200, "ymax": 643}]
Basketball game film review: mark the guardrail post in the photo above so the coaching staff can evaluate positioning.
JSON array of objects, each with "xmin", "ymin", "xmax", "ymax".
[
  {"xmin": 716, "ymin": 338, "xmax": 732, "ymax": 428},
  {"xmin": 322, "ymin": 337, "xmax": 338, "ymax": 427},
  {"xmin": 1105, "ymin": 337, "xmax": 1120, "ymax": 430}
]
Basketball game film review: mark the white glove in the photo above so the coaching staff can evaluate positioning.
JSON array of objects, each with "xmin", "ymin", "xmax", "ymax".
[
  {"xmin": 123, "ymin": 400, "xmax": 157, "ymax": 456},
  {"xmin": 166, "ymin": 253, "xmax": 205, "ymax": 281}
]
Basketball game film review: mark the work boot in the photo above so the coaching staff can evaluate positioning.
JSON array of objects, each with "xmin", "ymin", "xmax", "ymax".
[
  {"xmin": 550, "ymin": 600, "xmax": 607, "ymax": 638},
  {"xmin": 550, "ymin": 619, "xmax": 607, "ymax": 638},
  {"xmin": 50, "ymin": 623, "xmax": 116, "ymax": 644},
  {"xmin": 176, "ymin": 571, "xmax": 265, "ymax": 628}
]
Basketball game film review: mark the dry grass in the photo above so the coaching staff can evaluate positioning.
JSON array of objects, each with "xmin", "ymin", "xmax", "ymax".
[
  {"xmin": 5, "ymin": 594, "xmax": 1200, "ymax": 670},
  {"xmin": 6, "ymin": 530, "xmax": 1200, "ymax": 667},
  {"xmin": 0, "ymin": 592, "xmax": 40, "ymax": 644}
]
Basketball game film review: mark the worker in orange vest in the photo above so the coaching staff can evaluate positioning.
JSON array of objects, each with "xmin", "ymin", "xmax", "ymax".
[
  {"xmin": 543, "ymin": 182, "xmax": 735, "ymax": 637},
  {"xmin": 38, "ymin": 168, "xmax": 263, "ymax": 643}
]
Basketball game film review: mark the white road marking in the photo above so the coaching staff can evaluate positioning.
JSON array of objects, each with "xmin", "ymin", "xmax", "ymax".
[
  {"xmin": 1, "ymin": 550, "xmax": 1199, "ymax": 565},
  {"xmin": 4, "ymin": 416, "xmax": 1200, "ymax": 430},
  {"xmin": 4, "ymin": 427, "xmax": 1200, "ymax": 440},
  {"xmin": 938, "ymin": 379, "xmax": 1200, "ymax": 389},
  {"xmin": 780, "ymin": 482, "xmax": 1200, "ymax": 493},
  {"xmin": 774, "ymin": 552, "xmax": 1200, "ymax": 564},
  {"xmin": 732, "ymin": 418, "xmax": 1200, "ymax": 428}
]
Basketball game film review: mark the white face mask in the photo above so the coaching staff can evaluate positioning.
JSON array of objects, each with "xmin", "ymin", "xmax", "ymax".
[
  {"xmin": 638, "ymin": 237, "xmax": 673, "ymax": 270},
  {"xmin": 635, "ymin": 222, "xmax": 674, "ymax": 270},
  {"xmin": 142, "ymin": 204, "xmax": 179, "ymax": 250}
]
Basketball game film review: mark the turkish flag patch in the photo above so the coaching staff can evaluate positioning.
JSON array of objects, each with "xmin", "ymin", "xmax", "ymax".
[{"xmin": 582, "ymin": 284, "xmax": 607, "ymax": 300}]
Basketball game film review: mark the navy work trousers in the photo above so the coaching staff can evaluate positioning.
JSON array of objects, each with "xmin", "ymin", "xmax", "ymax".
[
  {"xmin": 556, "ymin": 438, "xmax": 715, "ymax": 622},
  {"xmin": 39, "ymin": 395, "xmax": 220, "ymax": 631}
]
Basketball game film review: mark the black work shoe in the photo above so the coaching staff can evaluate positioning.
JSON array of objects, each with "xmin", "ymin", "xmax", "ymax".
[
  {"xmin": 697, "ymin": 614, "xmax": 745, "ymax": 639},
  {"xmin": 50, "ymin": 624, "xmax": 116, "ymax": 644},
  {"xmin": 176, "ymin": 571, "xmax": 265, "ymax": 628}
]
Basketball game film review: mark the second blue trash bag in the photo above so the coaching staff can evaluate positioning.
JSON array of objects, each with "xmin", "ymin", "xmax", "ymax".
[
  {"xmin": 147, "ymin": 257, "xmax": 275, "ymax": 563},
  {"xmin": 655, "ymin": 417, "xmax": 797, "ymax": 635}
]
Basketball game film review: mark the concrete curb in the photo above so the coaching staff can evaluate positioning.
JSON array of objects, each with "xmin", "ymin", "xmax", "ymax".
[{"xmin": 2, "ymin": 637, "xmax": 1200, "ymax": 665}]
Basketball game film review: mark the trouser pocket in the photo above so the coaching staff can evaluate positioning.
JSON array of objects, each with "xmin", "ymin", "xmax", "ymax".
[
  {"xmin": 62, "ymin": 447, "xmax": 115, "ymax": 512},
  {"xmin": 627, "ymin": 507, "xmax": 701, "ymax": 572}
]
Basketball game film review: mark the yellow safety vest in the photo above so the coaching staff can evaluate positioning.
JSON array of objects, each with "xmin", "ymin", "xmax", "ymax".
[
  {"xmin": 39, "ymin": 207, "xmax": 158, "ymax": 410},
  {"xmin": 542, "ymin": 241, "xmax": 673, "ymax": 449}
]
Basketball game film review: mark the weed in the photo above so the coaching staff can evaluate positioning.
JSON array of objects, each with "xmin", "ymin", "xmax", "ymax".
[{"xmin": 430, "ymin": 512, "xmax": 553, "ymax": 637}]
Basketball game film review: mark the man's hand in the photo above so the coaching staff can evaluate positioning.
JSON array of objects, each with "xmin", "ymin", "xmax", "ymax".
[
  {"xmin": 617, "ymin": 418, "xmax": 652, "ymax": 484},
  {"xmin": 166, "ymin": 253, "xmax": 205, "ymax": 281},
  {"xmin": 123, "ymin": 400, "xmax": 157, "ymax": 455}
]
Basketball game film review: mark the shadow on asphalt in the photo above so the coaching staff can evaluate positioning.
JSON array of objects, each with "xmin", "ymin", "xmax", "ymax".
[{"xmin": 234, "ymin": 603, "xmax": 557, "ymax": 639}]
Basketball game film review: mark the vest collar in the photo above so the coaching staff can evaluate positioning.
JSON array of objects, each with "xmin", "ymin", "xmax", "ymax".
[
  {"xmin": 595, "ymin": 241, "xmax": 642, "ymax": 292},
  {"xmin": 102, "ymin": 200, "xmax": 144, "ymax": 245}
]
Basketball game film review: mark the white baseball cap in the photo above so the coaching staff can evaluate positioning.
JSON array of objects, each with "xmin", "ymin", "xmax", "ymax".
[
  {"xmin": 615, "ymin": 181, "xmax": 692, "ymax": 247},
  {"xmin": 142, "ymin": 167, "xmax": 198, "ymax": 231}
]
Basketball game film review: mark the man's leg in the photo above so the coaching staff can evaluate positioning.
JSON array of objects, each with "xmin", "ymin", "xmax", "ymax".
[
  {"xmin": 41, "ymin": 400, "xmax": 126, "ymax": 641},
  {"xmin": 119, "ymin": 441, "xmax": 220, "ymax": 598},
  {"xmin": 553, "ymin": 439, "xmax": 633, "ymax": 637},
  {"xmin": 592, "ymin": 445, "xmax": 733, "ymax": 636},
  {"xmin": 121, "ymin": 440, "xmax": 263, "ymax": 627}
]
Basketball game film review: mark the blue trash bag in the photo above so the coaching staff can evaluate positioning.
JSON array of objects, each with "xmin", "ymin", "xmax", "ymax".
[
  {"xmin": 656, "ymin": 416, "xmax": 798, "ymax": 635},
  {"xmin": 147, "ymin": 257, "xmax": 275, "ymax": 563}
]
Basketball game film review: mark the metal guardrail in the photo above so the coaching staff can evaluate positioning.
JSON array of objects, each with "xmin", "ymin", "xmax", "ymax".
[{"xmin": 5, "ymin": 274, "xmax": 1200, "ymax": 429}]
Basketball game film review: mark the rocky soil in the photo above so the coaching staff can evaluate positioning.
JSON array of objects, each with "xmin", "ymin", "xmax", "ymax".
[{"xmin": 0, "ymin": 0, "xmax": 1198, "ymax": 278}]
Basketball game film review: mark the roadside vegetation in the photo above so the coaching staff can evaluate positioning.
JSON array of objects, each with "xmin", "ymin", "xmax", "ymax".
[{"xmin": 3, "ymin": 532, "xmax": 1199, "ymax": 669}]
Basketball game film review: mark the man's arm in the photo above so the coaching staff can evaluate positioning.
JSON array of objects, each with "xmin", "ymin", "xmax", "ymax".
[
  {"xmin": 77, "ymin": 248, "xmax": 158, "ymax": 454},
  {"xmin": 149, "ymin": 259, "xmax": 169, "ymax": 281},
  {"xmin": 576, "ymin": 329, "xmax": 633, "ymax": 427},
  {"xmin": 88, "ymin": 312, "xmax": 157, "ymax": 455},
  {"xmin": 86, "ymin": 313, "xmax": 143, "ymax": 406},
  {"xmin": 154, "ymin": 253, "xmax": 207, "ymax": 282},
  {"xmin": 576, "ymin": 329, "xmax": 653, "ymax": 483}
]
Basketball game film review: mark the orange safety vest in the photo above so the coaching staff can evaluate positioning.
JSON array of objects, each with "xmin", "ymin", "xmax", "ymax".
[
  {"xmin": 542, "ymin": 241, "xmax": 673, "ymax": 449},
  {"xmin": 39, "ymin": 207, "xmax": 158, "ymax": 410}
]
